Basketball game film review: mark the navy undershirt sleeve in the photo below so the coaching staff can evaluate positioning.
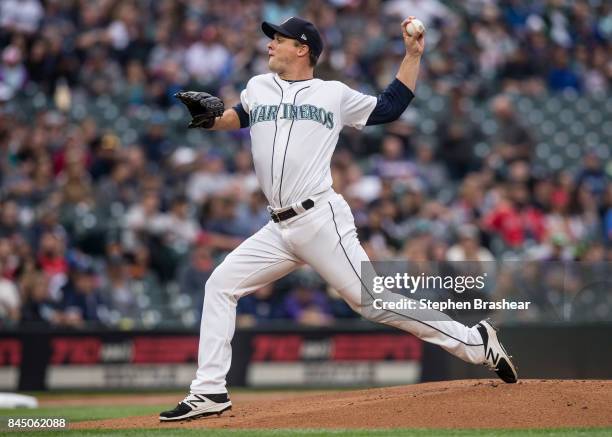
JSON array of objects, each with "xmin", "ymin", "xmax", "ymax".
[
  {"xmin": 366, "ymin": 79, "xmax": 415, "ymax": 126},
  {"xmin": 232, "ymin": 103, "xmax": 250, "ymax": 128}
]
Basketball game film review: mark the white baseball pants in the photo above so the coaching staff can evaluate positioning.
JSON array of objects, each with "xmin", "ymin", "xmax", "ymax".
[{"xmin": 190, "ymin": 190, "xmax": 485, "ymax": 394}]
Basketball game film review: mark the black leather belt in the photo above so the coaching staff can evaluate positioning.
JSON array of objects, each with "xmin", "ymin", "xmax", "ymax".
[{"xmin": 270, "ymin": 199, "xmax": 315, "ymax": 223}]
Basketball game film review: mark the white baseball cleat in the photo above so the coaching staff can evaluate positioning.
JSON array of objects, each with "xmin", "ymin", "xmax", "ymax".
[
  {"xmin": 476, "ymin": 319, "xmax": 518, "ymax": 383},
  {"xmin": 159, "ymin": 393, "xmax": 232, "ymax": 422}
]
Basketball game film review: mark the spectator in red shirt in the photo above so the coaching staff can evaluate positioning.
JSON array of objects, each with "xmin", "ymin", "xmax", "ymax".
[
  {"xmin": 37, "ymin": 230, "xmax": 68, "ymax": 276},
  {"xmin": 483, "ymin": 183, "xmax": 545, "ymax": 248}
]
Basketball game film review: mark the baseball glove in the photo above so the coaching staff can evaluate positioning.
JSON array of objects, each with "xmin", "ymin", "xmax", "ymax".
[{"xmin": 174, "ymin": 91, "xmax": 225, "ymax": 129}]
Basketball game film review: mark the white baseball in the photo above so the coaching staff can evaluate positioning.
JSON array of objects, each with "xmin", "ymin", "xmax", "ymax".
[{"xmin": 405, "ymin": 18, "xmax": 425, "ymax": 37}]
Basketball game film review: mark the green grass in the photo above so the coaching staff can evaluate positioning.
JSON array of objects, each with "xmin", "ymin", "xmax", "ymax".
[
  {"xmin": 1, "ymin": 428, "xmax": 610, "ymax": 436},
  {"xmin": 0, "ymin": 404, "xmax": 164, "ymax": 422}
]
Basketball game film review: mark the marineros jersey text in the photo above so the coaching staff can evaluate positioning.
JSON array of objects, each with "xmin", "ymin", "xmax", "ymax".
[{"xmin": 250, "ymin": 103, "xmax": 335, "ymax": 129}]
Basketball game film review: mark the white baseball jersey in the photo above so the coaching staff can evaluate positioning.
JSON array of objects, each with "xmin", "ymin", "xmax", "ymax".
[{"xmin": 240, "ymin": 73, "xmax": 377, "ymax": 208}]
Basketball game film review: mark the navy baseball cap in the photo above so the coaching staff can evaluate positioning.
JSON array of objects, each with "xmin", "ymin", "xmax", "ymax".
[{"xmin": 262, "ymin": 17, "xmax": 323, "ymax": 59}]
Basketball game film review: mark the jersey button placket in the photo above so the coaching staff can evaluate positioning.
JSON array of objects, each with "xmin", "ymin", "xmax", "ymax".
[
  {"xmin": 274, "ymin": 84, "xmax": 310, "ymax": 208},
  {"xmin": 271, "ymin": 96, "xmax": 288, "ymax": 206}
]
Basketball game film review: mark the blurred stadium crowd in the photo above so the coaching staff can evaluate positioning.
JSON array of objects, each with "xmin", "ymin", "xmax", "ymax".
[{"xmin": 0, "ymin": 0, "xmax": 610, "ymax": 329}]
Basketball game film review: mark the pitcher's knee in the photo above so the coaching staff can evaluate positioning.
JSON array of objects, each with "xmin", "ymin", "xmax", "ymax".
[
  {"xmin": 337, "ymin": 290, "xmax": 365, "ymax": 316},
  {"xmin": 346, "ymin": 297, "xmax": 395, "ymax": 324},
  {"xmin": 204, "ymin": 270, "xmax": 227, "ymax": 298},
  {"xmin": 204, "ymin": 269, "xmax": 241, "ymax": 301},
  {"xmin": 345, "ymin": 299, "xmax": 363, "ymax": 315}
]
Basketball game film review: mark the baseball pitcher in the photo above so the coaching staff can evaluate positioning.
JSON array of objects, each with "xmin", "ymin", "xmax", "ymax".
[{"xmin": 160, "ymin": 16, "xmax": 518, "ymax": 422}]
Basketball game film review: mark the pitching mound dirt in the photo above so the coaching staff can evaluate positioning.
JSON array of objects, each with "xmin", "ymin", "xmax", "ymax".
[{"xmin": 72, "ymin": 379, "xmax": 612, "ymax": 430}]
